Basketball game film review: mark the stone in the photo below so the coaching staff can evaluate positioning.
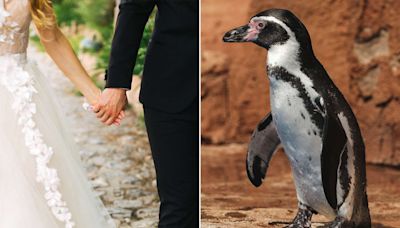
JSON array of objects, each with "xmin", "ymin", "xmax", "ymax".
[
  {"xmin": 201, "ymin": 50, "xmax": 229, "ymax": 76},
  {"xmin": 108, "ymin": 207, "xmax": 133, "ymax": 219},
  {"xmin": 91, "ymin": 177, "xmax": 109, "ymax": 188},
  {"xmin": 136, "ymin": 207, "xmax": 159, "ymax": 219},
  {"xmin": 125, "ymin": 189, "xmax": 142, "ymax": 199},
  {"xmin": 121, "ymin": 176, "xmax": 140, "ymax": 185},
  {"xmin": 130, "ymin": 218, "xmax": 158, "ymax": 228},
  {"xmin": 357, "ymin": 66, "xmax": 380, "ymax": 98},
  {"xmin": 353, "ymin": 30, "xmax": 390, "ymax": 65},
  {"xmin": 89, "ymin": 156, "xmax": 106, "ymax": 166},
  {"xmin": 138, "ymin": 195, "xmax": 156, "ymax": 205},
  {"xmin": 114, "ymin": 199, "xmax": 144, "ymax": 209}
]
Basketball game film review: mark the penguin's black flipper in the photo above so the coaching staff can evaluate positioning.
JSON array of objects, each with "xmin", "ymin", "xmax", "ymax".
[
  {"xmin": 246, "ymin": 113, "xmax": 281, "ymax": 187},
  {"xmin": 321, "ymin": 109, "xmax": 347, "ymax": 210}
]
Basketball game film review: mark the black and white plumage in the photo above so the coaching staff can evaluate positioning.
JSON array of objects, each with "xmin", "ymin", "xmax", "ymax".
[{"xmin": 223, "ymin": 9, "xmax": 371, "ymax": 227}]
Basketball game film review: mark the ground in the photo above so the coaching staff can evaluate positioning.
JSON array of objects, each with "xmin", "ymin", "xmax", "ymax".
[
  {"xmin": 201, "ymin": 144, "xmax": 400, "ymax": 228},
  {"xmin": 29, "ymin": 47, "xmax": 159, "ymax": 228}
]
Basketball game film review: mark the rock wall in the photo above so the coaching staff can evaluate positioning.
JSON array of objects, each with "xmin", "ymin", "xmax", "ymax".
[{"xmin": 201, "ymin": 0, "xmax": 400, "ymax": 166}]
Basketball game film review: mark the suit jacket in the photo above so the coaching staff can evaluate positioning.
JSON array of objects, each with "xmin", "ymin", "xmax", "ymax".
[{"xmin": 105, "ymin": 0, "xmax": 199, "ymax": 113}]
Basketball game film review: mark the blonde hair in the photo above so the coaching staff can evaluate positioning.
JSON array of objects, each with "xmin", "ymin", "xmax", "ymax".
[{"xmin": 30, "ymin": 0, "xmax": 56, "ymax": 29}]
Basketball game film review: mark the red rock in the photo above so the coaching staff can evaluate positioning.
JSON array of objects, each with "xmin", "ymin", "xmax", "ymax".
[{"xmin": 201, "ymin": 0, "xmax": 400, "ymax": 166}]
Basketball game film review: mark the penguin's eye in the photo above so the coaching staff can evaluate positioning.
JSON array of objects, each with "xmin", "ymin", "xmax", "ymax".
[{"xmin": 257, "ymin": 22, "xmax": 265, "ymax": 29}]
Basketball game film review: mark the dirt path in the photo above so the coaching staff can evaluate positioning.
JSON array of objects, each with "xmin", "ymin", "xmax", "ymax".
[
  {"xmin": 28, "ymin": 47, "xmax": 159, "ymax": 228},
  {"xmin": 201, "ymin": 144, "xmax": 400, "ymax": 227}
]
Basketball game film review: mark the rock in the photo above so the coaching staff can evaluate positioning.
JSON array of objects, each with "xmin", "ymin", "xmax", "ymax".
[
  {"xmin": 120, "ymin": 224, "xmax": 131, "ymax": 228},
  {"xmin": 130, "ymin": 218, "xmax": 158, "ymax": 228},
  {"xmin": 89, "ymin": 156, "xmax": 106, "ymax": 166},
  {"xmin": 106, "ymin": 160, "xmax": 132, "ymax": 170},
  {"xmin": 87, "ymin": 138, "xmax": 104, "ymax": 145},
  {"xmin": 108, "ymin": 207, "xmax": 133, "ymax": 219},
  {"xmin": 118, "ymin": 135, "xmax": 136, "ymax": 145},
  {"xmin": 125, "ymin": 189, "xmax": 142, "ymax": 199},
  {"xmin": 114, "ymin": 199, "xmax": 143, "ymax": 209},
  {"xmin": 91, "ymin": 177, "xmax": 109, "ymax": 188},
  {"xmin": 201, "ymin": 0, "xmax": 400, "ymax": 166},
  {"xmin": 201, "ymin": 50, "xmax": 229, "ymax": 76},
  {"xmin": 353, "ymin": 30, "xmax": 390, "ymax": 65},
  {"xmin": 138, "ymin": 195, "xmax": 156, "ymax": 205},
  {"xmin": 121, "ymin": 176, "xmax": 139, "ymax": 185},
  {"xmin": 136, "ymin": 207, "xmax": 159, "ymax": 219},
  {"xmin": 79, "ymin": 149, "xmax": 95, "ymax": 158},
  {"xmin": 102, "ymin": 190, "xmax": 123, "ymax": 205},
  {"xmin": 131, "ymin": 148, "xmax": 147, "ymax": 161},
  {"xmin": 356, "ymin": 66, "xmax": 380, "ymax": 98}
]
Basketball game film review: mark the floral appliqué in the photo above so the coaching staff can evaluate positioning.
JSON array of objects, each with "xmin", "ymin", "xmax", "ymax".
[
  {"xmin": 0, "ymin": 3, "xmax": 19, "ymax": 44},
  {"xmin": 1, "ymin": 1, "xmax": 75, "ymax": 227},
  {"xmin": 0, "ymin": 57, "xmax": 76, "ymax": 228}
]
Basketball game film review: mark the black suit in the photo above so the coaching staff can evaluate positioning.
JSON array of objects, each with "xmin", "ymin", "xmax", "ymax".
[
  {"xmin": 106, "ymin": 0, "xmax": 198, "ymax": 113},
  {"xmin": 105, "ymin": 0, "xmax": 199, "ymax": 227}
]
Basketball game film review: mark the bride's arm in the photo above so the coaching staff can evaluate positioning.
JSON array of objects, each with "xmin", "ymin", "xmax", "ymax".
[{"xmin": 31, "ymin": 10, "xmax": 100, "ymax": 105}]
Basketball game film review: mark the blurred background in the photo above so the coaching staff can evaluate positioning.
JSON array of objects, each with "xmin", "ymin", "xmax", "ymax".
[
  {"xmin": 29, "ymin": 1, "xmax": 159, "ymax": 227},
  {"xmin": 32, "ymin": 0, "xmax": 155, "ymax": 115},
  {"xmin": 201, "ymin": 0, "xmax": 400, "ymax": 227}
]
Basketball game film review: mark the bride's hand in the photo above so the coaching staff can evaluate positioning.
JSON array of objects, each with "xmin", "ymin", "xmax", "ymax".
[
  {"xmin": 86, "ymin": 88, "xmax": 102, "ymax": 106},
  {"xmin": 84, "ymin": 88, "xmax": 125, "ymax": 126},
  {"xmin": 87, "ymin": 89, "xmax": 125, "ymax": 126},
  {"xmin": 113, "ymin": 111, "xmax": 126, "ymax": 126}
]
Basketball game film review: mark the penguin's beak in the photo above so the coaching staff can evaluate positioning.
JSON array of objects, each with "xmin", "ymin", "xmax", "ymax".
[{"xmin": 223, "ymin": 25, "xmax": 253, "ymax": 42}]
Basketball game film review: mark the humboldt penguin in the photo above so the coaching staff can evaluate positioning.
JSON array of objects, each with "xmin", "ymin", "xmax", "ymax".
[{"xmin": 223, "ymin": 8, "xmax": 371, "ymax": 228}]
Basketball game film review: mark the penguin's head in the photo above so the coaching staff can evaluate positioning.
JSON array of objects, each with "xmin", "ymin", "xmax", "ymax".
[{"xmin": 223, "ymin": 9, "xmax": 312, "ymax": 51}]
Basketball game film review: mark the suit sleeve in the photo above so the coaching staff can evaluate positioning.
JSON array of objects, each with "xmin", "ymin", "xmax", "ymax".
[{"xmin": 105, "ymin": 0, "xmax": 155, "ymax": 89}]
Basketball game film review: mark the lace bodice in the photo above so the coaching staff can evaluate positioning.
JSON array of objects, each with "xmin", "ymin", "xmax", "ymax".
[{"xmin": 0, "ymin": 0, "xmax": 31, "ymax": 55}]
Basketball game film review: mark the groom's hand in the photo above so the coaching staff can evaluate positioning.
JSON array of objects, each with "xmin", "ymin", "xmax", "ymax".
[{"xmin": 93, "ymin": 88, "xmax": 128, "ymax": 126}]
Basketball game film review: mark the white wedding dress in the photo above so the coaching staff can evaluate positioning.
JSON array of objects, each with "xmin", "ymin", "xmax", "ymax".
[{"xmin": 0, "ymin": 1, "xmax": 116, "ymax": 227}]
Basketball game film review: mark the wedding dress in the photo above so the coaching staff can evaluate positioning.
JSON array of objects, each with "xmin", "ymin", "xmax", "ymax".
[{"xmin": 0, "ymin": 1, "xmax": 116, "ymax": 227}]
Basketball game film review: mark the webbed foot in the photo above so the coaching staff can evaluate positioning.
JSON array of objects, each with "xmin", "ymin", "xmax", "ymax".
[{"xmin": 285, "ymin": 203, "xmax": 314, "ymax": 228}]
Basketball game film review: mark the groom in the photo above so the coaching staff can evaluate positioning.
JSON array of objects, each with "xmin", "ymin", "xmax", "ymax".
[{"xmin": 93, "ymin": 0, "xmax": 199, "ymax": 227}]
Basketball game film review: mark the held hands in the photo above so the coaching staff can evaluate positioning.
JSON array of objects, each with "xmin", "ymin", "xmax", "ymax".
[{"xmin": 92, "ymin": 88, "xmax": 128, "ymax": 126}]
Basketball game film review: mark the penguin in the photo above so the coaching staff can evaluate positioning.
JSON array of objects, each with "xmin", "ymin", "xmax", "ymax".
[{"xmin": 223, "ymin": 9, "xmax": 371, "ymax": 228}]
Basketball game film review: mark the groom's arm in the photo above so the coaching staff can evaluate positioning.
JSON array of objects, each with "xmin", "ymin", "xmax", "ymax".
[
  {"xmin": 94, "ymin": 0, "xmax": 155, "ymax": 126},
  {"xmin": 105, "ymin": 0, "xmax": 155, "ymax": 89}
]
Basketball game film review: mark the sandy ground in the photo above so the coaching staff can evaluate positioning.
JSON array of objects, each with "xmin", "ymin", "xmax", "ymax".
[{"xmin": 201, "ymin": 144, "xmax": 400, "ymax": 228}]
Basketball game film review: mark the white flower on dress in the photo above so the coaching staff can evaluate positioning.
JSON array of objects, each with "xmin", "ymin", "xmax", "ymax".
[
  {"xmin": 0, "ymin": 7, "xmax": 19, "ymax": 45},
  {"xmin": 0, "ymin": 8, "xmax": 10, "ymax": 26},
  {"xmin": 0, "ymin": 56, "xmax": 76, "ymax": 228}
]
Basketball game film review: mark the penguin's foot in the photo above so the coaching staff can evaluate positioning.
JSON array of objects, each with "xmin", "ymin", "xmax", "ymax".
[
  {"xmin": 324, "ymin": 216, "xmax": 354, "ymax": 228},
  {"xmin": 285, "ymin": 204, "xmax": 314, "ymax": 228}
]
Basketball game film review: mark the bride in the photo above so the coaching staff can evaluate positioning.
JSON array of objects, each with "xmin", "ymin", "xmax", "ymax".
[{"xmin": 0, "ymin": 0, "xmax": 123, "ymax": 227}]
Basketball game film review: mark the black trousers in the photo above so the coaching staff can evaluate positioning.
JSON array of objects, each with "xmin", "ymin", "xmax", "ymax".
[{"xmin": 144, "ymin": 102, "xmax": 199, "ymax": 228}]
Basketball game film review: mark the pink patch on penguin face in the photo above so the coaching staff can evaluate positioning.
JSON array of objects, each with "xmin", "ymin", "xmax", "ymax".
[{"xmin": 244, "ymin": 19, "xmax": 266, "ymax": 41}]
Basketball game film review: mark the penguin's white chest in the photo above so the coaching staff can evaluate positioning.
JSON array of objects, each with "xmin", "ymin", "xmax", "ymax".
[{"xmin": 269, "ymin": 77, "xmax": 336, "ymax": 217}]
